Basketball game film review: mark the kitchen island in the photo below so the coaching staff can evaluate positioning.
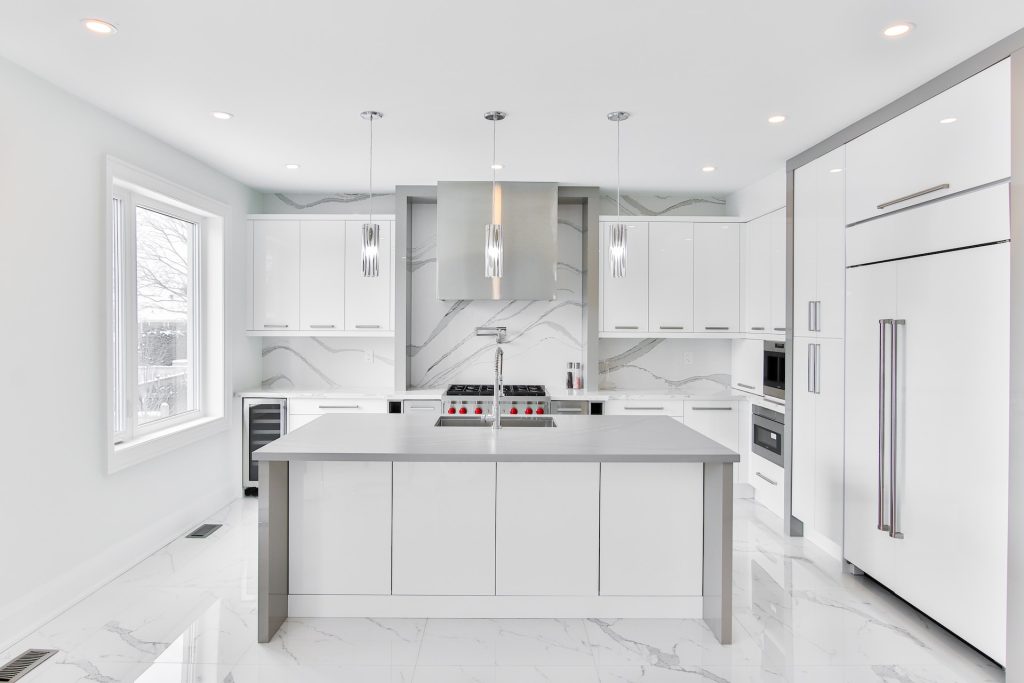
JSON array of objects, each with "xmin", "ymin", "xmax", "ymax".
[{"xmin": 254, "ymin": 413, "xmax": 739, "ymax": 645}]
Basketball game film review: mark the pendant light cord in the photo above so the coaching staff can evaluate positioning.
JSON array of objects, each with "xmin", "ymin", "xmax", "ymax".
[
  {"xmin": 368, "ymin": 114, "xmax": 374, "ymax": 224},
  {"xmin": 491, "ymin": 117, "xmax": 497, "ymax": 218},
  {"xmin": 616, "ymin": 118, "xmax": 621, "ymax": 219}
]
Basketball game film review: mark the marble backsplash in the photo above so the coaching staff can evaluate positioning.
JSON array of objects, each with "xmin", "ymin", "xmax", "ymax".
[
  {"xmin": 261, "ymin": 337, "xmax": 394, "ymax": 390},
  {"xmin": 598, "ymin": 338, "xmax": 731, "ymax": 393}
]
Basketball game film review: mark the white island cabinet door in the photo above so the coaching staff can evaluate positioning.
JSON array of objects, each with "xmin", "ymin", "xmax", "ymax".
[
  {"xmin": 649, "ymin": 222, "xmax": 693, "ymax": 332},
  {"xmin": 693, "ymin": 223, "xmax": 740, "ymax": 332},
  {"xmin": 600, "ymin": 463, "xmax": 703, "ymax": 596},
  {"xmin": 496, "ymin": 463, "xmax": 599, "ymax": 596},
  {"xmin": 392, "ymin": 462, "xmax": 496, "ymax": 596},
  {"xmin": 601, "ymin": 221, "xmax": 649, "ymax": 332},
  {"xmin": 289, "ymin": 461, "xmax": 392, "ymax": 595},
  {"xmin": 344, "ymin": 220, "xmax": 392, "ymax": 332},
  {"xmin": 299, "ymin": 220, "xmax": 346, "ymax": 332},
  {"xmin": 252, "ymin": 219, "xmax": 300, "ymax": 331}
]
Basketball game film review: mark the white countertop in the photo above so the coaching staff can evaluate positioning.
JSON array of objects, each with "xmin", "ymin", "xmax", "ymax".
[
  {"xmin": 237, "ymin": 387, "xmax": 749, "ymax": 402},
  {"xmin": 254, "ymin": 413, "xmax": 739, "ymax": 464}
]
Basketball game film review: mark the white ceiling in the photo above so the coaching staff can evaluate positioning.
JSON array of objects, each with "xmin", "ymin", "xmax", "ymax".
[{"xmin": 2, "ymin": 1, "xmax": 1023, "ymax": 195}]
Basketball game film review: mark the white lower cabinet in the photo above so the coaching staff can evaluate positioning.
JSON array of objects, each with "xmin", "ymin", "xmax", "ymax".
[
  {"xmin": 599, "ymin": 463, "xmax": 703, "ymax": 596},
  {"xmin": 683, "ymin": 402, "xmax": 738, "ymax": 452},
  {"xmin": 496, "ymin": 463, "xmax": 599, "ymax": 596},
  {"xmin": 289, "ymin": 461, "xmax": 392, "ymax": 595},
  {"xmin": 603, "ymin": 399, "xmax": 685, "ymax": 417},
  {"xmin": 392, "ymin": 462, "xmax": 496, "ymax": 596},
  {"xmin": 750, "ymin": 455, "xmax": 784, "ymax": 518}
]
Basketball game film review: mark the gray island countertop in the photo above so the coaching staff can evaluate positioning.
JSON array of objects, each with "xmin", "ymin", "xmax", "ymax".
[{"xmin": 254, "ymin": 413, "xmax": 739, "ymax": 463}]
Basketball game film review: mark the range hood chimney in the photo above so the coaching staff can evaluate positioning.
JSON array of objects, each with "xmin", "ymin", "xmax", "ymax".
[{"xmin": 436, "ymin": 181, "xmax": 558, "ymax": 301}]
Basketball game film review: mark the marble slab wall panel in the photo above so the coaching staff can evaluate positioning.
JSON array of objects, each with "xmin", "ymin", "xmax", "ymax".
[
  {"xmin": 261, "ymin": 192, "xmax": 397, "ymax": 215},
  {"xmin": 408, "ymin": 202, "xmax": 584, "ymax": 389},
  {"xmin": 598, "ymin": 338, "xmax": 732, "ymax": 392},
  {"xmin": 260, "ymin": 337, "xmax": 395, "ymax": 390}
]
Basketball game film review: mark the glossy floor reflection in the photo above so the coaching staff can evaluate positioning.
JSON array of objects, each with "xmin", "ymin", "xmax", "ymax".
[{"xmin": 1, "ymin": 497, "xmax": 1004, "ymax": 682}]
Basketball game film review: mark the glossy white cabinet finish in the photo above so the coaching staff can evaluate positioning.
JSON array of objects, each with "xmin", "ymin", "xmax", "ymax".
[
  {"xmin": 603, "ymin": 399, "xmax": 685, "ymax": 417},
  {"xmin": 845, "ymin": 59, "xmax": 1010, "ymax": 225},
  {"xmin": 299, "ymin": 220, "xmax": 346, "ymax": 332},
  {"xmin": 600, "ymin": 221, "xmax": 649, "ymax": 332},
  {"xmin": 693, "ymin": 223, "xmax": 740, "ymax": 332},
  {"xmin": 344, "ymin": 220, "xmax": 392, "ymax": 332},
  {"xmin": 731, "ymin": 339, "xmax": 763, "ymax": 395},
  {"xmin": 289, "ymin": 461, "xmax": 392, "ymax": 595},
  {"xmin": 599, "ymin": 463, "xmax": 702, "ymax": 596},
  {"xmin": 648, "ymin": 222, "xmax": 694, "ymax": 332},
  {"xmin": 683, "ymin": 401, "xmax": 738, "ymax": 452},
  {"xmin": 496, "ymin": 462, "xmax": 599, "ymax": 596},
  {"xmin": 251, "ymin": 219, "xmax": 301, "ymax": 331},
  {"xmin": 288, "ymin": 398, "xmax": 389, "ymax": 415},
  {"xmin": 768, "ymin": 209, "xmax": 787, "ymax": 334},
  {"xmin": 392, "ymin": 462, "xmax": 496, "ymax": 596},
  {"xmin": 750, "ymin": 454, "xmax": 784, "ymax": 518},
  {"xmin": 742, "ymin": 216, "xmax": 772, "ymax": 333}
]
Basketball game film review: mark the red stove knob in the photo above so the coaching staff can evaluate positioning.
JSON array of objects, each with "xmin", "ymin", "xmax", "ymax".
[
  {"xmin": 536, "ymin": 407, "xmax": 545, "ymax": 415},
  {"xmin": 448, "ymin": 407, "xmax": 456, "ymax": 414},
  {"xmin": 509, "ymin": 407, "xmax": 518, "ymax": 415},
  {"xmin": 458, "ymin": 406, "xmax": 467, "ymax": 415},
  {"xmin": 474, "ymin": 407, "xmax": 483, "ymax": 415},
  {"xmin": 525, "ymin": 407, "xmax": 534, "ymax": 415}
]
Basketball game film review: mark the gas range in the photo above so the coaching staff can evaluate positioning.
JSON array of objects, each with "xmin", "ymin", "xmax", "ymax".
[{"xmin": 443, "ymin": 384, "xmax": 550, "ymax": 416}]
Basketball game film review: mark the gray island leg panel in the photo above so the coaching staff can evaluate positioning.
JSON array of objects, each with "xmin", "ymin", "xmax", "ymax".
[
  {"xmin": 258, "ymin": 460, "xmax": 289, "ymax": 643},
  {"xmin": 703, "ymin": 462, "xmax": 733, "ymax": 644}
]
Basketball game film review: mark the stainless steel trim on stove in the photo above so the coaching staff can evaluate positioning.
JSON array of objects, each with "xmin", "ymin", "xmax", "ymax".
[{"xmin": 877, "ymin": 184, "xmax": 951, "ymax": 210}]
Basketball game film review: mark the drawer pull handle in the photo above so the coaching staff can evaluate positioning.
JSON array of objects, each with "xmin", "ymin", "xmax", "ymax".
[
  {"xmin": 309, "ymin": 324, "xmax": 336, "ymax": 329},
  {"xmin": 737, "ymin": 383, "xmax": 756, "ymax": 390},
  {"xmin": 406, "ymin": 406, "xmax": 437, "ymax": 411},
  {"xmin": 263, "ymin": 323, "xmax": 289, "ymax": 328},
  {"xmin": 692, "ymin": 406, "xmax": 733, "ymax": 411},
  {"xmin": 555, "ymin": 407, "xmax": 583, "ymax": 413},
  {"xmin": 355, "ymin": 324, "xmax": 382, "ymax": 329},
  {"xmin": 624, "ymin": 406, "xmax": 664, "ymax": 411},
  {"xmin": 659, "ymin": 325, "xmax": 685, "ymax": 330},
  {"xmin": 755, "ymin": 472, "xmax": 778, "ymax": 486},
  {"xmin": 319, "ymin": 404, "xmax": 360, "ymax": 409},
  {"xmin": 877, "ymin": 183, "xmax": 950, "ymax": 210},
  {"xmin": 705, "ymin": 326, "xmax": 729, "ymax": 331},
  {"xmin": 750, "ymin": 327, "xmax": 765, "ymax": 331},
  {"xmin": 615, "ymin": 325, "xmax": 639, "ymax": 330},
  {"xmin": 773, "ymin": 327, "xmax": 787, "ymax": 332}
]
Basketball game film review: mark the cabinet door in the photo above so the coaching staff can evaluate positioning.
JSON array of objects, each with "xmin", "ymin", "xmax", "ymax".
[
  {"xmin": 299, "ymin": 220, "xmax": 346, "ymax": 331},
  {"xmin": 601, "ymin": 222, "xmax": 649, "ymax": 332},
  {"xmin": 731, "ymin": 339, "xmax": 763, "ymax": 395},
  {"xmin": 815, "ymin": 150, "xmax": 846, "ymax": 339},
  {"xmin": 742, "ymin": 216, "xmax": 772, "ymax": 333},
  {"xmin": 790, "ymin": 339, "xmax": 816, "ymax": 526},
  {"xmin": 289, "ymin": 461, "xmax": 392, "ymax": 595},
  {"xmin": 496, "ymin": 463, "xmax": 599, "ymax": 596},
  {"xmin": 252, "ymin": 219, "xmax": 300, "ymax": 331},
  {"xmin": 683, "ymin": 401, "xmax": 738, "ymax": 452},
  {"xmin": 600, "ymin": 463, "xmax": 703, "ymax": 596},
  {"xmin": 344, "ymin": 220, "xmax": 392, "ymax": 331},
  {"xmin": 793, "ymin": 163, "xmax": 819, "ymax": 336},
  {"xmin": 392, "ymin": 462, "xmax": 496, "ymax": 595},
  {"xmin": 768, "ymin": 208, "xmax": 788, "ymax": 334},
  {"xmin": 845, "ymin": 60, "xmax": 1010, "ymax": 225},
  {"xmin": 648, "ymin": 222, "xmax": 693, "ymax": 332},
  {"xmin": 813, "ymin": 338, "xmax": 844, "ymax": 546},
  {"xmin": 693, "ymin": 223, "xmax": 740, "ymax": 332}
]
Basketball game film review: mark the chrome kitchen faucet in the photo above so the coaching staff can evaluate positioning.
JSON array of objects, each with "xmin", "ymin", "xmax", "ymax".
[{"xmin": 475, "ymin": 327, "xmax": 507, "ymax": 429}]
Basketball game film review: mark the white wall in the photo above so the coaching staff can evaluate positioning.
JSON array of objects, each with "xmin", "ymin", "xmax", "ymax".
[
  {"xmin": 726, "ymin": 168, "xmax": 786, "ymax": 219},
  {"xmin": 0, "ymin": 55, "xmax": 260, "ymax": 650}
]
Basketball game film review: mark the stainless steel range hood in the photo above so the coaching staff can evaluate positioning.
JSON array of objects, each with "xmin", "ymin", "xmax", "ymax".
[{"xmin": 436, "ymin": 181, "xmax": 557, "ymax": 300}]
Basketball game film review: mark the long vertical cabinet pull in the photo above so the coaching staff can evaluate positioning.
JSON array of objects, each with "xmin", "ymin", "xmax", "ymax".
[
  {"xmin": 814, "ymin": 344, "xmax": 822, "ymax": 394},
  {"xmin": 807, "ymin": 344, "xmax": 815, "ymax": 393},
  {"xmin": 877, "ymin": 319, "xmax": 891, "ymax": 532},
  {"xmin": 815, "ymin": 302, "xmax": 822, "ymax": 332},
  {"xmin": 808, "ymin": 301, "xmax": 815, "ymax": 333},
  {"xmin": 889, "ymin": 320, "xmax": 906, "ymax": 540}
]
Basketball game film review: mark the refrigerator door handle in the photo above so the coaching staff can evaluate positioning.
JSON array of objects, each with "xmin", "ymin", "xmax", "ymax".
[
  {"xmin": 890, "ymin": 319, "xmax": 906, "ymax": 539},
  {"xmin": 878, "ymin": 319, "xmax": 891, "ymax": 532}
]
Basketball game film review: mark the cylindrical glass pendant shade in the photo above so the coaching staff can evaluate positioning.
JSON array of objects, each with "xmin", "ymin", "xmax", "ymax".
[
  {"xmin": 609, "ymin": 222, "xmax": 628, "ymax": 278},
  {"xmin": 361, "ymin": 222, "xmax": 380, "ymax": 277},
  {"xmin": 484, "ymin": 222, "xmax": 503, "ymax": 278}
]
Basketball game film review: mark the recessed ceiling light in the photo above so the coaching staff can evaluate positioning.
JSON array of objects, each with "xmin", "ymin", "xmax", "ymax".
[
  {"xmin": 211, "ymin": 111, "xmax": 233, "ymax": 120},
  {"xmin": 284, "ymin": 164, "xmax": 300, "ymax": 170},
  {"xmin": 491, "ymin": 163, "xmax": 504, "ymax": 170},
  {"xmin": 883, "ymin": 23, "xmax": 915, "ymax": 37},
  {"xmin": 702, "ymin": 166, "xmax": 716, "ymax": 173},
  {"xmin": 940, "ymin": 117, "xmax": 958, "ymax": 124},
  {"xmin": 767, "ymin": 115, "xmax": 786, "ymax": 124},
  {"xmin": 83, "ymin": 18, "xmax": 117, "ymax": 34},
  {"xmin": 829, "ymin": 168, "xmax": 844, "ymax": 174}
]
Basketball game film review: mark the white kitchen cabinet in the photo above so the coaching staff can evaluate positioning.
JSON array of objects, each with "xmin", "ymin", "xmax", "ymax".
[
  {"xmin": 344, "ymin": 220, "xmax": 392, "ymax": 332},
  {"xmin": 289, "ymin": 461, "xmax": 392, "ymax": 595},
  {"xmin": 496, "ymin": 463, "xmax": 599, "ymax": 596},
  {"xmin": 750, "ymin": 454, "xmax": 784, "ymax": 518},
  {"xmin": 845, "ymin": 59, "xmax": 1010, "ymax": 225},
  {"xmin": 693, "ymin": 223, "xmax": 740, "ymax": 332},
  {"xmin": 601, "ymin": 222, "xmax": 649, "ymax": 332},
  {"xmin": 648, "ymin": 222, "xmax": 694, "ymax": 332},
  {"xmin": 299, "ymin": 220, "xmax": 346, "ymax": 332},
  {"xmin": 603, "ymin": 399, "xmax": 685, "ymax": 417},
  {"xmin": 742, "ymin": 216, "xmax": 772, "ymax": 333},
  {"xmin": 251, "ymin": 219, "xmax": 301, "ymax": 331},
  {"xmin": 392, "ymin": 462, "xmax": 496, "ymax": 596},
  {"xmin": 600, "ymin": 463, "xmax": 703, "ymax": 596},
  {"xmin": 768, "ymin": 208, "xmax": 787, "ymax": 334},
  {"xmin": 683, "ymin": 401, "xmax": 738, "ymax": 452},
  {"xmin": 731, "ymin": 339, "xmax": 763, "ymax": 396}
]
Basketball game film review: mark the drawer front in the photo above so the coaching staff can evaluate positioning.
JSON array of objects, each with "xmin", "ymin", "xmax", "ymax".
[
  {"xmin": 750, "ymin": 454, "xmax": 784, "ymax": 518},
  {"xmin": 604, "ymin": 399, "xmax": 685, "ymax": 417},
  {"xmin": 683, "ymin": 401, "xmax": 739, "ymax": 452},
  {"xmin": 289, "ymin": 397, "xmax": 388, "ymax": 415},
  {"xmin": 550, "ymin": 400, "xmax": 591, "ymax": 415},
  {"xmin": 402, "ymin": 400, "xmax": 442, "ymax": 415}
]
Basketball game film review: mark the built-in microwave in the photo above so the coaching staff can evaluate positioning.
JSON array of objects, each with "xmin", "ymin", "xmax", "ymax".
[
  {"xmin": 763, "ymin": 341, "xmax": 786, "ymax": 400},
  {"xmin": 751, "ymin": 405, "xmax": 784, "ymax": 468}
]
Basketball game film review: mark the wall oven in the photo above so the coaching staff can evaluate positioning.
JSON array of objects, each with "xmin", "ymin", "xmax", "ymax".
[
  {"xmin": 763, "ymin": 341, "xmax": 786, "ymax": 400},
  {"xmin": 751, "ymin": 405, "xmax": 784, "ymax": 468}
]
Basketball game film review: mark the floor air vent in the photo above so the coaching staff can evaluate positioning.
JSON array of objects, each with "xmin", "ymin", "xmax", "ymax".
[
  {"xmin": 186, "ymin": 523, "xmax": 222, "ymax": 538},
  {"xmin": 0, "ymin": 649, "xmax": 58, "ymax": 682}
]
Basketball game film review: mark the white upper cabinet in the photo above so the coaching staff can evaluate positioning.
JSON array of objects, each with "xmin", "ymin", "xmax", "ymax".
[
  {"xmin": 649, "ymin": 222, "xmax": 694, "ymax": 332},
  {"xmin": 845, "ymin": 59, "xmax": 1010, "ymax": 225},
  {"xmin": 693, "ymin": 223, "xmax": 740, "ymax": 332},
  {"xmin": 299, "ymin": 220, "xmax": 346, "ymax": 332},
  {"xmin": 601, "ymin": 221, "xmax": 649, "ymax": 332},
  {"xmin": 742, "ymin": 216, "xmax": 772, "ymax": 333},
  {"xmin": 768, "ymin": 209, "xmax": 787, "ymax": 334},
  {"xmin": 344, "ymin": 220, "xmax": 393, "ymax": 332},
  {"xmin": 252, "ymin": 219, "xmax": 301, "ymax": 331}
]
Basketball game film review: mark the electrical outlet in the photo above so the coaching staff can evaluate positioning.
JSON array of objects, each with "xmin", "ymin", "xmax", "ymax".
[
  {"xmin": 364, "ymin": 351, "xmax": 374, "ymax": 364},
  {"xmin": 684, "ymin": 352, "xmax": 694, "ymax": 365}
]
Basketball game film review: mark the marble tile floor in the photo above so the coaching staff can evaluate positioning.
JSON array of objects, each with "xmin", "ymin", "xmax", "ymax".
[{"xmin": 0, "ymin": 497, "xmax": 1004, "ymax": 682}]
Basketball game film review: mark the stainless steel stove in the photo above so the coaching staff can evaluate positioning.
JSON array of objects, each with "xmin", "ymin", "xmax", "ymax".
[{"xmin": 443, "ymin": 384, "xmax": 550, "ymax": 416}]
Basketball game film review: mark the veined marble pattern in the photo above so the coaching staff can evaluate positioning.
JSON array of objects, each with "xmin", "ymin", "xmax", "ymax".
[
  {"xmin": 598, "ymin": 192, "xmax": 727, "ymax": 217},
  {"xmin": 599, "ymin": 338, "xmax": 732, "ymax": 392},
  {"xmin": 0, "ymin": 498, "xmax": 1003, "ymax": 682},
  {"xmin": 408, "ymin": 202, "xmax": 584, "ymax": 389},
  {"xmin": 261, "ymin": 337, "xmax": 394, "ymax": 390},
  {"xmin": 262, "ymin": 193, "xmax": 397, "ymax": 215}
]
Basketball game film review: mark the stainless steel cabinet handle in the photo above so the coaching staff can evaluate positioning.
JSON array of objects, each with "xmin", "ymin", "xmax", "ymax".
[
  {"xmin": 692, "ymin": 406, "xmax": 733, "ymax": 411},
  {"xmin": 737, "ymin": 383, "xmax": 756, "ymax": 390},
  {"xmin": 755, "ymin": 472, "xmax": 778, "ymax": 486},
  {"xmin": 355, "ymin": 324, "xmax": 381, "ymax": 329},
  {"xmin": 816, "ymin": 302, "xmax": 822, "ymax": 332},
  {"xmin": 659, "ymin": 326, "xmax": 685, "ymax": 330},
  {"xmin": 773, "ymin": 327, "xmax": 786, "ymax": 332},
  {"xmin": 406, "ymin": 406, "xmax": 437, "ymax": 411},
  {"xmin": 890, "ymin": 320, "xmax": 905, "ymax": 539},
  {"xmin": 877, "ymin": 319, "xmax": 890, "ymax": 532},
  {"xmin": 705, "ymin": 326, "xmax": 730, "ymax": 331},
  {"xmin": 615, "ymin": 325, "xmax": 639, "ymax": 330},
  {"xmin": 319, "ymin": 404, "xmax": 360, "ymax": 409},
  {"xmin": 808, "ymin": 344, "xmax": 815, "ymax": 393},
  {"xmin": 263, "ymin": 323, "xmax": 289, "ymax": 328},
  {"xmin": 624, "ymin": 406, "xmax": 664, "ymax": 410},
  {"xmin": 750, "ymin": 326, "xmax": 765, "ymax": 331},
  {"xmin": 808, "ymin": 301, "xmax": 814, "ymax": 333},
  {"xmin": 555, "ymin": 407, "xmax": 583, "ymax": 413},
  {"xmin": 310, "ymin": 324, "xmax": 336, "ymax": 329},
  {"xmin": 814, "ymin": 343, "xmax": 822, "ymax": 394},
  {"xmin": 877, "ymin": 184, "xmax": 950, "ymax": 210}
]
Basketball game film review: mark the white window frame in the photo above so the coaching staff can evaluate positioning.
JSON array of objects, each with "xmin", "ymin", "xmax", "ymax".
[{"xmin": 106, "ymin": 158, "xmax": 229, "ymax": 473}]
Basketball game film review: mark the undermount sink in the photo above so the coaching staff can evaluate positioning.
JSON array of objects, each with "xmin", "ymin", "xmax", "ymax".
[{"xmin": 434, "ymin": 416, "xmax": 557, "ymax": 428}]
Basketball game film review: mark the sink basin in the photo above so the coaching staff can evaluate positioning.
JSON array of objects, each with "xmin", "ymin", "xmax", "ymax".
[{"xmin": 434, "ymin": 416, "xmax": 557, "ymax": 428}]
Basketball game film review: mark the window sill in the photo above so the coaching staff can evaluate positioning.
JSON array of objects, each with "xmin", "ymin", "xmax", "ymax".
[{"xmin": 109, "ymin": 415, "xmax": 227, "ymax": 474}]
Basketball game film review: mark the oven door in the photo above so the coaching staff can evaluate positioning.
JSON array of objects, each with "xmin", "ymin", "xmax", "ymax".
[
  {"xmin": 763, "ymin": 342, "xmax": 786, "ymax": 400},
  {"xmin": 751, "ymin": 410, "xmax": 784, "ymax": 468}
]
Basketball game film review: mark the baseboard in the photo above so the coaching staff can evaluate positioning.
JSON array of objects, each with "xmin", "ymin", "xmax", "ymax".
[
  {"xmin": 0, "ymin": 484, "xmax": 238, "ymax": 653},
  {"xmin": 802, "ymin": 525, "xmax": 843, "ymax": 560}
]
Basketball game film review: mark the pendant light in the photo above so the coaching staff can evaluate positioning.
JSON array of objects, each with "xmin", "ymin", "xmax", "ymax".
[
  {"xmin": 484, "ymin": 111, "xmax": 506, "ymax": 278},
  {"xmin": 607, "ymin": 111, "xmax": 630, "ymax": 278},
  {"xmin": 360, "ymin": 110, "xmax": 383, "ymax": 277}
]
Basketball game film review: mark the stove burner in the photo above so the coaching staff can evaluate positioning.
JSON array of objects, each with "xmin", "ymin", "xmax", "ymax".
[{"xmin": 445, "ymin": 384, "xmax": 547, "ymax": 397}]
